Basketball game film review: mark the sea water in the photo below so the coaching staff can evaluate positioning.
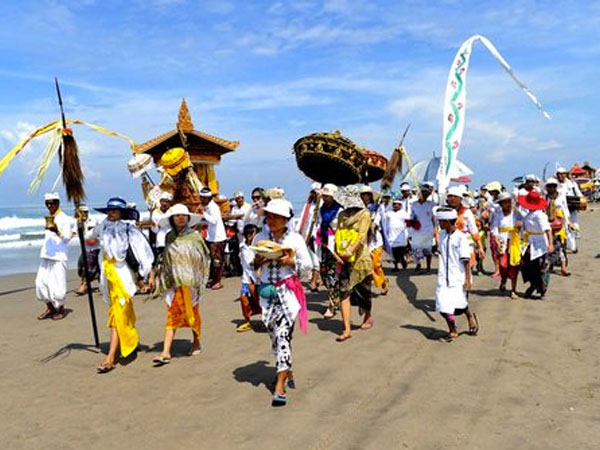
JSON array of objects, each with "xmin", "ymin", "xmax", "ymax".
[{"xmin": 0, "ymin": 204, "xmax": 148, "ymax": 276}]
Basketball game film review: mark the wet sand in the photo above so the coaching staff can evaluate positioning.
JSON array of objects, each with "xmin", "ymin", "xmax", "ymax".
[{"xmin": 1, "ymin": 210, "xmax": 599, "ymax": 449}]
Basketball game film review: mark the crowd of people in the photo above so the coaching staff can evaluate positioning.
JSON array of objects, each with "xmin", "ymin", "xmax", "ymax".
[{"xmin": 33, "ymin": 165, "xmax": 585, "ymax": 406}]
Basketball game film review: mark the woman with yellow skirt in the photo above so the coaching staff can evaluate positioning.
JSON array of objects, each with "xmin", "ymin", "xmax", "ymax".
[
  {"xmin": 94, "ymin": 197, "xmax": 155, "ymax": 374},
  {"xmin": 150, "ymin": 204, "xmax": 210, "ymax": 366}
]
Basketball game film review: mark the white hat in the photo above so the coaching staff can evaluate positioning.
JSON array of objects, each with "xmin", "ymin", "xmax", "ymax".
[
  {"xmin": 78, "ymin": 205, "xmax": 89, "ymax": 212},
  {"xmin": 359, "ymin": 185, "xmax": 373, "ymax": 194},
  {"xmin": 310, "ymin": 182, "xmax": 322, "ymax": 192},
  {"xmin": 233, "ymin": 191, "xmax": 244, "ymax": 198},
  {"xmin": 556, "ymin": 166, "xmax": 568, "ymax": 174},
  {"xmin": 321, "ymin": 183, "xmax": 338, "ymax": 197},
  {"xmin": 159, "ymin": 203, "xmax": 202, "ymax": 228},
  {"xmin": 545, "ymin": 177, "xmax": 559, "ymax": 187},
  {"xmin": 263, "ymin": 198, "xmax": 292, "ymax": 219},
  {"xmin": 496, "ymin": 192, "xmax": 512, "ymax": 203},
  {"xmin": 44, "ymin": 192, "xmax": 60, "ymax": 201},
  {"xmin": 159, "ymin": 191, "xmax": 173, "ymax": 201},
  {"xmin": 446, "ymin": 186, "xmax": 463, "ymax": 197},
  {"xmin": 199, "ymin": 187, "xmax": 213, "ymax": 198},
  {"xmin": 400, "ymin": 183, "xmax": 411, "ymax": 191},
  {"xmin": 392, "ymin": 197, "xmax": 403, "ymax": 204},
  {"xmin": 422, "ymin": 181, "xmax": 434, "ymax": 190},
  {"xmin": 435, "ymin": 207, "xmax": 458, "ymax": 220}
]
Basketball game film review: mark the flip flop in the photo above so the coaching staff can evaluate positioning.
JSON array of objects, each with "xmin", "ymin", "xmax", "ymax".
[
  {"xmin": 360, "ymin": 318, "xmax": 374, "ymax": 330},
  {"xmin": 96, "ymin": 363, "xmax": 115, "ymax": 374},
  {"xmin": 153, "ymin": 356, "xmax": 171, "ymax": 366},
  {"xmin": 336, "ymin": 334, "xmax": 352, "ymax": 343}
]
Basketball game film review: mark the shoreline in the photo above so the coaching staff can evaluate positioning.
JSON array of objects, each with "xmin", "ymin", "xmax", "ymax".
[{"xmin": 1, "ymin": 211, "xmax": 599, "ymax": 449}]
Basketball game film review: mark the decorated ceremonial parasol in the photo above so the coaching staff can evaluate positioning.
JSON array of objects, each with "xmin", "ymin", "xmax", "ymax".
[{"xmin": 0, "ymin": 79, "xmax": 138, "ymax": 348}]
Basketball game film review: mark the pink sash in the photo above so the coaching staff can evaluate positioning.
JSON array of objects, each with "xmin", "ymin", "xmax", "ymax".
[{"xmin": 276, "ymin": 275, "xmax": 308, "ymax": 334}]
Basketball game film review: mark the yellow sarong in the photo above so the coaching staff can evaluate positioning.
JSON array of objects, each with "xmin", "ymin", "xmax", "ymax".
[
  {"xmin": 499, "ymin": 227, "xmax": 522, "ymax": 266},
  {"xmin": 104, "ymin": 258, "xmax": 139, "ymax": 358},
  {"xmin": 166, "ymin": 286, "xmax": 201, "ymax": 338},
  {"xmin": 370, "ymin": 247, "xmax": 388, "ymax": 289}
]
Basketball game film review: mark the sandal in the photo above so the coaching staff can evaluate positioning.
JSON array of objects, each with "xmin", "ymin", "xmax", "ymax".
[
  {"xmin": 188, "ymin": 346, "xmax": 203, "ymax": 356},
  {"xmin": 468, "ymin": 313, "xmax": 480, "ymax": 336},
  {"xmin": 271, "ymin": 392, "xmax": 287, "ymax": 407},
  {"xmin": 96, "ymin": 362, "xmax": 115, "ymax": 374},
  {"xmin": 323, "ymin": 308, "xmax": 335, "ymax": 319},
  {"xmin": 236, "ymin": 322, "xmax": 253, "ymax": 333},
  {"xmin": 335, "ymin": 334, "xmax": 352, "ymax": 343},
  {"xmin": 37, "ymin": 309, "xmax": 55, "ymax": 320},
  {"xmin": 360, "ymin": 318, "xmax": 374, "ymax": 330},
  {"xmin": 153, "ymin": 356, "xmax": 171, "ymax": 366},
  {"xmin": 51, "ymin": 307, "xmax": 66, "ymax": 321}
]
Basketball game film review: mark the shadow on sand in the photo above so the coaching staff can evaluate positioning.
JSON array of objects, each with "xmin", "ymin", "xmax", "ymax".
[
  {"xmin": 232, "ymin": 360, "xmax": 275, "ymax": 393},
  {"xmin": 394, "ymin": 270, "xmax": 437, "ymax": 322}
]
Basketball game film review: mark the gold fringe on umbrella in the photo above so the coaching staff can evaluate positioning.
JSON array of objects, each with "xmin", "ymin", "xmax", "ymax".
[{"xmin": 0, "ymin": 119, "xmax": 137, "ymax": 195}]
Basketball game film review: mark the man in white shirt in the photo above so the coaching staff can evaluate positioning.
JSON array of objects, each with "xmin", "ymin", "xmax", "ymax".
[
  {"xmin": 36, "ymin": 192, "xmax": 74, "ymax": 321},
  {"xmin": 295, "ymin": 182, "xmax": 321, "ymax": 291},
  {"xmin": 384, "ymin": 198, "xmax": 410, "ymax": 271},
  {"xmin": 150, "ymin": 191, "xmax": 173, "ymax": 255},
  {"xmin": 227, "ymin": 192, "xmax": 252, "ymax": 237},
  {"xmin": 199, "ymin": 187, "xmax": 227, "ymax": 289},
  {"xmin": 410, "ymin": 185, "xmax": 437, "ymax": 273}
]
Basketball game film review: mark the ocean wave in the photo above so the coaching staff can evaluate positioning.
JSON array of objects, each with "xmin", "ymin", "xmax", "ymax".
[
  {"xmin": 0, "ymin": 233, "xmax": 21, "ymax": 242},
  {"xmin": 0, "ymin": 216, "xmax": 45, "ymax": 231},
  {"xmin": 0, "ymin": 238, "xmax": 81, "ymax": 250}
]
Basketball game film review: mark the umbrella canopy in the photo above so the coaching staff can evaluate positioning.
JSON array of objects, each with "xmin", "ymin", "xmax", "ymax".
[
  {"xmin": 400, "ymin": 156, "xmax": 473, "ymax": 187},
  {"xmin": 570, "ymin": 164, "xmax": 586, "ymax": 177}
]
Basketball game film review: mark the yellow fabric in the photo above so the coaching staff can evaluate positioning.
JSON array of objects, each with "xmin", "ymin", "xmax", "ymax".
[
  {"xmin": 370, "ymin": 246, "xmax": 388, "ymax": 289},
  {"xmin": 0, "ymin": 119, "xmax": 136, "ymax": 183},
  {"xmin": 160, "ymin": 147, "xmax": 191, "ymax": 176},
  {"xmin": 336, "ymin": 228, "xmax": 359, "ymax": 263},
  {"xmin": 500, "ymin": 227, "xmax": 522, "ymax": 266},
  {"xmin": 522, "ymin": 231, "xmax": 545, "ymax": 253},
  {"xmin": 103, "ymin": 258, "xmax": 139, "ymax": 357}
]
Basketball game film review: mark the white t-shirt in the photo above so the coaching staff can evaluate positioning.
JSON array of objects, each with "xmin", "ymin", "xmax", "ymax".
[
  {"xmin": 83, "ymin": 217, "xmax": 100, "ymax": 250},
  {"xmin": 384, "ymin": 209, "xmax": 410, "ymax": 247},
  {"xmin": 437, "ymin": 229, "xmax": 471, "ymax": 289},
  {"xmin": 239, "ymin": 242, "xmax": 257, "ymax": 284},
  {"xmin": 522, "ymin": 209, "xmax": 550, "ymax": 260},
  {"xmin": 40, "ymin": 210, "xmax": 73, "ymax": 262},
  {"xmin": 202, "ymin": 201, "xmax": 227, "ymax": 242}
]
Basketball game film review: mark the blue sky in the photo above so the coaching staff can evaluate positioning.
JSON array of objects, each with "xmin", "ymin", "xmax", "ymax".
[{"xmin": 1, "ymin": 0, "xmax": 599, "ymax": 207}]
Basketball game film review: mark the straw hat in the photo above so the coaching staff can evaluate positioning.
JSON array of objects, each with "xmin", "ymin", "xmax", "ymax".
[
  {"xmin": 359, "ymin": 185, "xmax": 373, "ymax": 194},
  {"xmin": 334, "ymin": 185, "xmax": 365, "ymax": 209},
  {"xmin": 262, "ymin": 198, "xmax": 292, "ymax": 219},
  {"xmin": 95, "ymin": 197, "xmax": 140, "ymax": 221},
  {"xmin": 159, "ymin": 147, "xmax": 191, "ymax": 177},
  {"xmin": 518, "ymin": 191, "xmax": 548, "ymax": 211},
  {"xmin": 485, "ymin": 181, "xmax": 502, "ymax": 192},
  {"xmin": 158, "ymin": 203, "xmax": 202, "ymax": 227}
]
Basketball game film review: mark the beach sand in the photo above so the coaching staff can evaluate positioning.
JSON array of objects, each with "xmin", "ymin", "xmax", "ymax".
[{"xmin": 1, "ymin": 211, "xmax": 599, "ymax": 450}]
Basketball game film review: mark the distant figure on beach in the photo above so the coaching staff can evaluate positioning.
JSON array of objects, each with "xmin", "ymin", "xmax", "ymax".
[
  {"xmin": 94, "ymin": 197, "xmax": 154, "ymax": 374},
  {"xmin": 76, "ymin": 205, "xmax": 100, "ymax": 296},
  {"xmin": 409, "ymin": 184, "xmax": 437, "ymax": 273},
  {"xmin": 149, "ymin": 204, "xmax": 210, "ymax": 366},
  {"xmin": 36, "ymin": 192, "xmax": 73, "ymax": 321},
  {"xmin": 435, "ymin": 207, "xmax": 479, "ymax": 341}
]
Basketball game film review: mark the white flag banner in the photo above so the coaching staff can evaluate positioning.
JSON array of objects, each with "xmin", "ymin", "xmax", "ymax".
[{"xmin": 437, "ymin": 34, "xmax": 551, "ymax": 196}]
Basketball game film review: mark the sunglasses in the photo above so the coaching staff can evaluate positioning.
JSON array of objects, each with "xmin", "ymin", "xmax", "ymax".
[{"xmin": 251, "ymin": 196, "xmax": 261, "ymax": 200}]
